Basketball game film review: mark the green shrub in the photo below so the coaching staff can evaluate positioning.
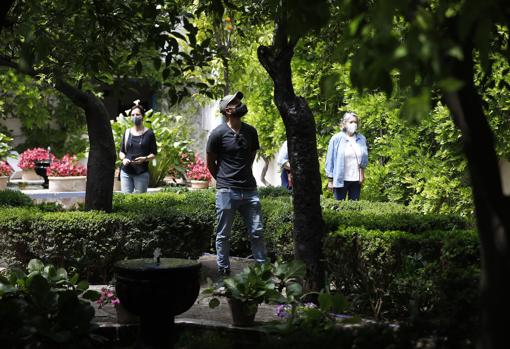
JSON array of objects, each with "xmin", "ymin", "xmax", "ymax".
[
  {"xmin": 0, "ymin": 189, "xmax": 479, "ymax": 334},
  {"xmin": 322, "ymin": 199, "xmax": 470, "ymax": 233},
  {"xmin": 258, "ymin": 186, "xmax": 292, "ymax": 198},
  {"xmin": 0, "ymin": 205, "xmax": 213, "ymax": 283},
  {"xmin": 324, "ymin": 226, "xmax": 480, "ymax": 334},
  {"xmin": 0, "ymin": 189, "xmax": 33, "ymax": 207},
  {"xmin": 0, "ymin": 259, "xmax": 100, "ymax": 348}
]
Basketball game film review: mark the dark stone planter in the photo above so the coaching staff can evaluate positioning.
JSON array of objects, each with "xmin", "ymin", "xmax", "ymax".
[
  {"xmin": 114, "ymin": 258, "xmax": 201, "ymax": 348},
  {"xmin": 228, "ymin": 298, "xmax": 258, "ymax": 327},
  {"xmin": 34, "ymin": 160, "xmax": 51, "ymax": 188}
]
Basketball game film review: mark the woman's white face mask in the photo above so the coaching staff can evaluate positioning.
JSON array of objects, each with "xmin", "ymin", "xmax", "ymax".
[{"xmin": 345, "ymin": 122, "xmax": 357, "ymax": 134}]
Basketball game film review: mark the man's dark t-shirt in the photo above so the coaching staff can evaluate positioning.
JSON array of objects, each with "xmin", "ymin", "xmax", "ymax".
[
  {"xmin": 120, "ymin": 129, "xmax": 157, "ymax": 175},
  {"xmin": 206, "ymin": 122, "xmax": 259, "ymax": 189}
]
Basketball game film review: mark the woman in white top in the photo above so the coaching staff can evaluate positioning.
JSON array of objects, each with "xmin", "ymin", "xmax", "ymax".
[{"xmin": 325, "ymin": 112, "xmax": 369, "ymax": 200}]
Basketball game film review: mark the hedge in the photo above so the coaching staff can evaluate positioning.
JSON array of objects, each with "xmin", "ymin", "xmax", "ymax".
[
  {"xmin": 0, "ymin": 203, "xmax": 214, "ymax": 283},
  {"xmin": 0, "ymin": 191, "xmax": 478, "ymax": 328},
  {"xmin": 324, "ymin": 226, "xmax": 479, "ymax": 336}
]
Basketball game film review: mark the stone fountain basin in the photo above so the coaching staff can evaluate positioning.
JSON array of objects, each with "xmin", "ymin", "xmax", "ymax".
[{"xmin": 114, "ymin": 258, "xmax": 201, "ymax": 317}]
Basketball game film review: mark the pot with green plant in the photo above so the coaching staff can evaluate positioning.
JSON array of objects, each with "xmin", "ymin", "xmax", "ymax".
[
  {"xmin": 0, "ymin": 259, "xmax": 100, "ymax": 348},
  {"xmin": 203, "ymin": 263, "xmax": 279, "ymax": 326}
]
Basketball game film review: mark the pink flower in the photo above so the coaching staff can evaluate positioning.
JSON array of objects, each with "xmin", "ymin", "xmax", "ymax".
[
  {"xmin": 0, "ymin": 161, "xmax": 12, "ymax": 177},
  {"xmin": 186, "ymin": 154, "xmax": 211, "ymax": 181},
  {"xmin": 97, "ymin": 286, "xmax": 120, "ymax": 308},
  {"xmin": 18, "ymin": 148, "xmax": 55, "ymax": 169},
  {"xmin": 48, "ymin": 154, "xmax": 87, "ymax": 177}
]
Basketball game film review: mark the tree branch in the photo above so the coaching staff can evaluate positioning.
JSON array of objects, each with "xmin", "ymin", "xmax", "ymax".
[{"xmin": 54, "ymin": 78, "xmax": 90, "ymax": 109}]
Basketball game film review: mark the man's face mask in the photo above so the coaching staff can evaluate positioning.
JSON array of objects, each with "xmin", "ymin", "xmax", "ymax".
[
  {"xmin": 131, "ymin": 115, "xmax": 143, "ymax": 126},
  {"xmin": 230, "ymin": 103, "xmax": 248, "ymax": 118}
]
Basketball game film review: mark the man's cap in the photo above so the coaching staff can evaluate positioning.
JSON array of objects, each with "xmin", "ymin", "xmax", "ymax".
[{"xmin": 219, "ymin": 91, "xmax": 243, "ymax": 114}]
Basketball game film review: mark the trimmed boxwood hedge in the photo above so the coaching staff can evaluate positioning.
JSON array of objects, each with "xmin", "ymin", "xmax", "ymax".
[
  {"xmin": 0, "ymin": 191, "xmax": 478, "ymax": 328},
  {"xmin": 324, "ymin": 226, "xmax": 479, "ymax": 337}
]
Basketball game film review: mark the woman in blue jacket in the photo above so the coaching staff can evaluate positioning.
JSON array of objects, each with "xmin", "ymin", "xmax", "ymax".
[{"xmin": 325, "ymin": 112, "xmax": 368, "ymax": 200}]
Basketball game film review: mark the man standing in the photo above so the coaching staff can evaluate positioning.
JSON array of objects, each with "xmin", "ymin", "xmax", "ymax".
[{"xmin": 206, "ymin": 91, "xmax": 267, "ymax": 275}]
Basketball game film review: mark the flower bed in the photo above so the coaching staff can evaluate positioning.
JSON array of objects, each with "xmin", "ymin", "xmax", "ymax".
[
  {"xmin": 0, "ymin": 161, "xmax": 12, "ymax": 177},
  {"xmin": 48, "ymin": 154, "xmax": 87, "ymax": 177},
  {"xmin": 18, "ymin": 148, "xmax": 54, "ymax": 170},
  {"xmin": 186, "ymin": 154, "xmax": 211, "ymax": 182}
]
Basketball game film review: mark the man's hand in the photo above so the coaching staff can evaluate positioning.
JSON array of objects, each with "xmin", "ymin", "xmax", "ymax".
[{"xmin": 122, "ymin": 158, "xmax": 131, "ymax": 166}]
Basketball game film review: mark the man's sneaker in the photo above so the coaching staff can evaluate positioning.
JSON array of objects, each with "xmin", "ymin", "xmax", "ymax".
[{"xmin": 218, "ymin": 267, "xmax": 231, "ymax": 276}]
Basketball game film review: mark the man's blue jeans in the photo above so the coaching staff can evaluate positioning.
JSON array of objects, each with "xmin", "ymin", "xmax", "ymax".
[
  {"xmin": 215, "ymin": 188, "xmax": 267, "ymax": 270},
  {"xmin": 120, "ymin": 170, "xmax": 149, "ymax": 193}
]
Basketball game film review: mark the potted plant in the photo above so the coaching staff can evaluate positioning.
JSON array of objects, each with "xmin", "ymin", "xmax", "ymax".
[
  {"xmin": 47, "ymin": 154, "xmax": 87, "ymax": 192},
  {"xmin": 186, "ymin": 154, "xmax": 211, "ymax": 189},
  {"xmin": 203, "ymin": 263, "xmax": 279, "ymax": 326},
  {"xmin": 0, "ymin": 160, "xmax": 12, "ymax": 189},
  {"xmin": 18, "ymin": 147, "xmax": 54, "ymax": 180},
  {"xmin": 96, "ymin": 286, "xmax": 139, "ymax": 324}
]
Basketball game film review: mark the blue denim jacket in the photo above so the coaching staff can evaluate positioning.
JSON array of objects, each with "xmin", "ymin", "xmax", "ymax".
[{"xmin": 325, "ymin": 132, "xmax": 368, "ymax": 188}]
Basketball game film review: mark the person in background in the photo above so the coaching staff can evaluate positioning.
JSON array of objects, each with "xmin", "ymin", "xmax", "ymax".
[
  {"xmin": 325, "ymin": 111, "xmax": 368, "ymax": 200},
  {"xmin": 119, "ymin": 100, "xmax": 157, "ymax": 193},
  {"xmin": 206, "ymin": 91, "xmax": 267, "ymax": 275},
  {"xmin": 277, "ymin": 140, "xmax": 292, "ymax": 190}
]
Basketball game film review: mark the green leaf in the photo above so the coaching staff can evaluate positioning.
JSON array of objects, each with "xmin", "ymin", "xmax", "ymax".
[
  {"xmin": 77, "ymin": 280, "xmax": 89, "ymax": 292},
  {"xmin": 28, "ymin": 259, "xmax": 45, "ymax": 273},
  {"xmin": 81, "ymin": 289, "xmax": 100, "ymax": 301},
  {"xmin": 318, "ymin": 292, "xmax": 332, "ymax": 312},
  {"xmin": 27, "ymin": 274, "xmax": 51, "ymax": 307},
  {"xmin": 330, "ymin": 293, "xmax": 348, "ymax": 313},
  {"xmin": 209, "ymin": 298, "xmax": 220, "ymax": 308},
  {"xmin": 69, "ymin": 273, "xmax": 79, "ymax": 285},
  {"xmin": 286, "ymin": 282, "xmax": 303, "ymax": 298}
]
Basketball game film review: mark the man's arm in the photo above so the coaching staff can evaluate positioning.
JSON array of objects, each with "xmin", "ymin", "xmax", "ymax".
[{"xmin": 206, "ymin": 152, "xmax": 218, "ymax": 179}]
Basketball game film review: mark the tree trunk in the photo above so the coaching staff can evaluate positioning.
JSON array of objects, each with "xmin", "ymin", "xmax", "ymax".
[
  {"xmin": 55, "ymin": 79, "xmax": 116, "ymax": 212},
  {"xmin": 444, "ymin": 47, "xmax": 510, "ymax": 349},
  {"xmin": 257, "ymin": 38, "xmax": 325, "ymax": 291}
]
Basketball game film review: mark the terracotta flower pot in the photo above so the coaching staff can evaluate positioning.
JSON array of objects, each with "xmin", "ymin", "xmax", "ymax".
[
  {"xmin": 227, "ymin": 298, "xmax": 258, "ymax": 327},
  {"xmin": 48, "ymin": 176, "xmax": 87, "ymax": 192},
  {"xmin": 21, "ymin": 169, "xmax": 41, "ymax": 181},
  {"xmin": 0, "ymin": 176, "xmax": 8, "ymax": 190},
  {"xmin": 190, "ymin": 180, "xmax": 209, "ymax": 189}
]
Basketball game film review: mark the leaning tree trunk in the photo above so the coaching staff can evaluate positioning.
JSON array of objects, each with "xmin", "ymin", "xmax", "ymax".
[
  {"xmin": 444, "ymin": 46, "xmax": 510, "ymax": 349},
  {"xmin": 55, "ymin": 79, "xmax": 116, "ymax": 212},
  {"xmin": 257, "ymin": 31, "xmax": 325, "ymax": 291}
]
